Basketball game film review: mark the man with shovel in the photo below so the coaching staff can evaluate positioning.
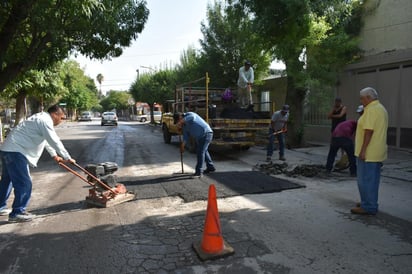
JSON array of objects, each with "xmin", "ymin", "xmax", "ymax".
[
  {"xmin": 173, "ymin": 112, "xmax": 215, "ymax": 178},
  {"xmin": 266, "ymin": 104, "xmax": 290, "ymax": 162}
]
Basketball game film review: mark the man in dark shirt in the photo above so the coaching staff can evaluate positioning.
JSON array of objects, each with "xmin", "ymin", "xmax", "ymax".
[
  {"xmin": 325, "ymin": 105, "xmax": 363, "ymax": 176},
  {"xmin": 328, "ymin": 97, "xmax": 347, "ymax": 132}
]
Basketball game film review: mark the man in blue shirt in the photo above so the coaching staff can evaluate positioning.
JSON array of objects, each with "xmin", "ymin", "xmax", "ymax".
[{"xmin": 173, "ymin": 112, "xmax": 215, "ymax": 178}]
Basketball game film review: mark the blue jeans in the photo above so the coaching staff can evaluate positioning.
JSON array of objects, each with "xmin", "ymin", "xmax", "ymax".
[
  {"xmin": 267, "ymin": 128, "xmax": 285, "ymax": 157},
  {"xmin": 356, "ymin": 158, "xmax": 382, "ymax": 214},
  {"xmin": 0, "ymin": 151, "xmax": 32, "ymax": 217},
  {"xmin": 326, "ymin": 137, "xmax": 356, "ymax": 175},
  {"xmin": 195, "ymin": 132, "xmax": 214, "ymax": 175}
]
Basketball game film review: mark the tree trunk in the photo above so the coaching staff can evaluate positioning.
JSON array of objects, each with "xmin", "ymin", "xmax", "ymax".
[{"xmin": 15, "ymin": 90, "xmax": 27, "ymax": 126}]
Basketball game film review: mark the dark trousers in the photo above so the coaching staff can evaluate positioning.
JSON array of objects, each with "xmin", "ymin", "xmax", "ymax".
[{"xmin": 326, "ymin": 137, "xmax": 356, "ymax": 175}]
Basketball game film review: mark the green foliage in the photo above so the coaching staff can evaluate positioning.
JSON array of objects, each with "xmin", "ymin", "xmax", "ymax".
[
  {"xmin": 199, "ymin": 1, "xmax": 271, "ymax": 88},
  {"xmin": 129, "ymin": 69, "xmax": 177, "ymax": 106},
  {"xmin": 0, "ymin": 0, "xmax": 149, "ymax": 92},
  {"xmin": 60, "ymin": 60, "xmax": 100, "ymax": 111},
  {"xmin": 100, "ymin": 90, "xmax": 131, "ymax": 111}
]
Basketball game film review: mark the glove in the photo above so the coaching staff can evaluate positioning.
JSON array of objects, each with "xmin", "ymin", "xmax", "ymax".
[{"xmin": 180, "ymin": 143, "xmax": 185, "ymax": 153}]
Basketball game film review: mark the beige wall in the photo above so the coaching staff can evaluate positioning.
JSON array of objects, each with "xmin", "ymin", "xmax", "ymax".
[{"xmin": 359, "ymin": 0, "xmax": 412, "ymax": 55}]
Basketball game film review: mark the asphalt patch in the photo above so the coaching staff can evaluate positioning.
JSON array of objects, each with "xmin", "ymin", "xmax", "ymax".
[{"xmin": 121, "ymin": 171, "xmax": 304, "ymax": 203}]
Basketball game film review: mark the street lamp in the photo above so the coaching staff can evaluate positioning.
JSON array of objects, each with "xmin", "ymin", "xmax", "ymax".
[
  {"xmin": 140, "ymin": 65, "xmax": 155, "ymax": 72},
  {"xmin": 136, "ymin": 69, "xmax": 139, "ymax": 80}
]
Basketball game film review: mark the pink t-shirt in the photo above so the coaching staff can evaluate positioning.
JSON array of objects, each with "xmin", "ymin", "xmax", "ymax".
[{"xmin": 332, "ymin": 120, "xmax": 357, "ymax": 139}]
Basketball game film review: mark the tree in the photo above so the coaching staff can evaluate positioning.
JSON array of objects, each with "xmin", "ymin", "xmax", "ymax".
[
  {"xmin": 129, "ymin": 69, "xmax": 177, "ymax": 123},
  {"xmin": 236, "ymin": 0, "xmax": 363, "ymax": 146},
  {"xmin": 96, "ymin": 73, "xmax": 104, "ymax": 97},
  {"xmin": 0, "ymin": 0, "xmax": 149, "ymax": 92},
  {"xmin": 1, "ymin": 62, "xmax": 68, "ymax": 124},
  {"xmin": 100, "ymin": 90, "xmax": 131, "ymax": 117},
  {"xmin": 60, "ymin": 60, "xmax": 100, "ymax": 119},
  {"xmin": 199, "ymin": 2, "xmax": 271, "ymax": 88}
]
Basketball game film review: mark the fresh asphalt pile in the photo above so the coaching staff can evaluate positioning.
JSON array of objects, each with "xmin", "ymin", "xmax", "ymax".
[{"xmin": 254, "ymin": 161, "xmax": 328, "ymax": 178}]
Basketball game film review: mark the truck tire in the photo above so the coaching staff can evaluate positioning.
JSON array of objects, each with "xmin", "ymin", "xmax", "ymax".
[
  {"xmin": 140, "ymin": 117, "xmax": 147, "ymax": 122},
  {"xmin": 162, "ymin": 124, "xmax": 171, "ymax": 144}
]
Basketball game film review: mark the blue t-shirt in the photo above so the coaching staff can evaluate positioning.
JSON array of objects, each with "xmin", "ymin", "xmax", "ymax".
[{"xmin": 182, "ymin": 112, "xmax": 213, "ymax": 143}]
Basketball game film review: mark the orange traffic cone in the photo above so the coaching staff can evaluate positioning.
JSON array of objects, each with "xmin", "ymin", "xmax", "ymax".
[{"xmin": 192, "ymin": 184, "xmax": 234, "ymax": 261}]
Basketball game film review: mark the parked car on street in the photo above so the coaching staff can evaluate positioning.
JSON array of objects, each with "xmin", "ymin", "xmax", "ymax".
[
  {"xmin": 137, "ymin": 111, "xmax": 162, "ymax": 123},
  {"xmin": 101, "ymin": 111, "xmax": 118, "ymax": 126},
  {"xmin": 78, "ymin": 111, "xmax": 92, "ymax": 121}
]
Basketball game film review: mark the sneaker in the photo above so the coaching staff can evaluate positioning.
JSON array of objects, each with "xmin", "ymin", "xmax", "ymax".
[
  {"xmin": 203, "ymin": 168, "xmax": 216, "ymax": 174},
  {"xmin": 279, "ymin": 156, "xmax": 286, "ymax": 161},
  {"xmin": 0, "ymin": 208, "xmax": 11, "ymax": 216},
  {"xmin": 8, "ymin": 212, "xmax": 35, "ymax": 223},
  {"xmin": 191, "ymin": 173, "xmax": 202, "ymax": 179}
]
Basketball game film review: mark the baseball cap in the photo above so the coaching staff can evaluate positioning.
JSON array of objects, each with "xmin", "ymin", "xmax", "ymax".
[
  {"xmin": 356, "ymin": 105, "xmax": 364, "ymax": 113},
  {"xmin": 244, "ymin": 60, "xmax": 251, "ymax": 65},
  {"xmin": 282, "ymin": 104, "xmax": 290, "ymax": 112}
]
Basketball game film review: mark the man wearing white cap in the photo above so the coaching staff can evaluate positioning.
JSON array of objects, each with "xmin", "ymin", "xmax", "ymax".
[{"xmin": 237, "ymin": 60, "xmax": 254, "ymax": 108}]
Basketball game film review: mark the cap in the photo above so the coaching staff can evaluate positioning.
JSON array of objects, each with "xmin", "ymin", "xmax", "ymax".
[
  {"xmin": 356, "ymin": 105, "xmax": 364, "ymax": 113},
  {"xmin": 282, "ymin": 104, "xmax": 290, "ymax": 112},
  {"xmin": 244, "ymin": 60, "xmax": 251, "ymax": 66},
  {"xmin": 173, "ymin": 112, "xmax": 181, "ymax": 124}
]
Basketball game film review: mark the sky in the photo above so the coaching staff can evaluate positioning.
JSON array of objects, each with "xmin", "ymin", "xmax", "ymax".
[{"xmin": 74, "ymin": 0, "xmax": 212, "ymax": 94}]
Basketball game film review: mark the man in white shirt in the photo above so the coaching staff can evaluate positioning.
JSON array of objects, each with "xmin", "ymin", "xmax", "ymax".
[
  {"xmin": 237, "ymin": 60, "xmax": 254, "ymax": 108},
  {"xmin": 0, "ymin": 104, "xmax": 75, "ymax": 223}
]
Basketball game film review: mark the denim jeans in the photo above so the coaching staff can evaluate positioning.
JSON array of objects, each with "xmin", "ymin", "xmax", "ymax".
[
  {"xmin": 356, "ymin": 158, "xmax": 382, "ymax": 214},
  {"xmin": 195, "ymin": 132, "xmax": 214, "ymax": 175},
  {"xmin": 0, "ymin": 151, "xmax": 32, "ymax": 217},
  {"xmin": 267, "ymin": 128, "xmax": 285, "ymax": 157},
  {"xmin": 326, "ymin": 137, "xmax": 356, "ymax": 175}
]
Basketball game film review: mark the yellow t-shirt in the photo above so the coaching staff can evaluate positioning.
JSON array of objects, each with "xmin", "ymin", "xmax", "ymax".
[{"xmin": 355, "ymin": 100, "xmax": 388, "ymax": 162}]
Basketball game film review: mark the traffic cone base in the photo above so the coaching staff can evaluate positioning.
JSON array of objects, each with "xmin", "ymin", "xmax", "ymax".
[
  {"xmin": 192, "ymin": 240, "xmax": 234, "ymax": 261},
  {"xmin": 192, "ymin": 184, "xmax": 235, "ymax": 261}
]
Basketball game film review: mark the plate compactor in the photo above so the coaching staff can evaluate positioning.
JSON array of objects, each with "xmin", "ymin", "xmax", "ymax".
[{"xmin": 59, "ymin": 161, "xmax": 135, "ymax": 207}]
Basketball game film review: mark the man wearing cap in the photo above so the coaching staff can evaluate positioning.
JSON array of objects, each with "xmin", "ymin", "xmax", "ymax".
[
  {"xmin": 325, "ymin": 105, "xmax": 364, "ymax": 176},
  {"xmin": 237, "ymin": 60, "xmax": 254, "ymax": 108},
  {"xmin": 173, "ymin": 112, "xmax": 215, "ymax": 178},
  {"xmin": 266, "ymin": 105, "xmax": 289, "ymax": 162},
  {"xmin": 352, "ymin": 87, "xmax": 388, "ymax": 215}
]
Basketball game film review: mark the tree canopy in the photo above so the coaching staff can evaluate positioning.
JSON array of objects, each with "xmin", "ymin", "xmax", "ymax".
[{"xmin": 0, "ymin": 0, "xmax": 149, "ymax": 92}]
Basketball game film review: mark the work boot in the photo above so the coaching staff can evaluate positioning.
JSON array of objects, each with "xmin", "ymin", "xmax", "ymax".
[
  {"xmin": 279, "ymin": 156, "xmax": 286, "ymax": 161},
  {"xmin": 0, "ymin": 208, "xmax": 11, "ymax": 216},
  {"xmin": 191, "ymin": 173, "xmax": 202, "ymax": 179},
  {"xmin": 8, "ymin": 212, "xmax": 35, "ymax": 223},
  {"xmin": 266, "ymin": 156, "xmax": 271, "ymax": 162},
  {"xmin": 350, "ymin": 207, "xmax": 376, "ymax": 216},
  {"xmin": 203, "ymin": 168, "xmax": 216, "ymax": 174}
]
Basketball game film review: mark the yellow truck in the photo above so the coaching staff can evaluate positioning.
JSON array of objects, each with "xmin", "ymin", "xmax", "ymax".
[{"xmin": 161, "ymin": 81, "xmax": 273, "ymax": 151}]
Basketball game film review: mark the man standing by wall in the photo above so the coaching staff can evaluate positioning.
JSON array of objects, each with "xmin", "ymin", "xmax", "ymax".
[
  {"xmin": 237, "ymin": 60, "xmax": 254, "ymax": 108},
  {"xmin": 352, "ymin": 87, "xmax": 388, "ymax": 215}
]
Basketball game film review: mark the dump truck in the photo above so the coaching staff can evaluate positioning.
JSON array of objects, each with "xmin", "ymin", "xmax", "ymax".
[{"xmin": 161, "ymin": 77, "xmax": 273, "ymax": 151}]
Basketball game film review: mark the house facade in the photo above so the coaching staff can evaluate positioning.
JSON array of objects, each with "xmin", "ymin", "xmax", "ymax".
[{"xmin": 306, "ymin": 0, "xmax": 412, "ymax": 149}]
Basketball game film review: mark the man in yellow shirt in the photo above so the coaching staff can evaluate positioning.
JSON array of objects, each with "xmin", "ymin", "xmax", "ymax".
[{"xmin": 352, "ymin": 87, "xmax": 388, "ymax": 215}]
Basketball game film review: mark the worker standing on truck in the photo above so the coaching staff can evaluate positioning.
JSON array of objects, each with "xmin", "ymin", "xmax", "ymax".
[
  {"xmin": 173, "ymin": 112, "xmax": 216, "ymax": 178},
  {"xmin": 266, "ymin": 105, "xmax": 290, "ymax": 162},
  {"xmin": 237, "ymin": 60, "xmax": 254, "ymax": 108},
  {"xmin": 0, "ymin": 105, "xmax": 76, "ymax": 223}
]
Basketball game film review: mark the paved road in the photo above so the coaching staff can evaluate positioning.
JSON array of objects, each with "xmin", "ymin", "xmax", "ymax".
[{"xmin": 0, "ymin": 120, "xmax": 411, "ymax": 274}]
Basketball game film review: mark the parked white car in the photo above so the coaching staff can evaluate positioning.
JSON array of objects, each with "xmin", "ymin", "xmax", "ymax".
[
  {"xmin": 137, "ymin": 111, "xmax": 162, "ymax": 123},
  {"xmin": 78, "ymin": 111, "xmax": 92, "ymax": 121}
]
